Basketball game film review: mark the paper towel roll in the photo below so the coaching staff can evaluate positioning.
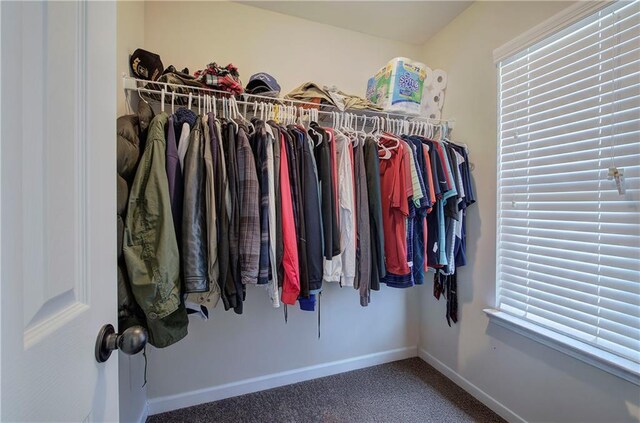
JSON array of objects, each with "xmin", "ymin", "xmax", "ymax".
[
  {"xmin": 425, "ymin": 90, "xmax": 445, "ymax": 110},
  {"xmin": 426, "ymin": 108, "xmax": 442, "ymax": 121},
  {"xmin": 431, "ymin": 90, "xmax": 445, "ymax": 110},
  {"xmin": 426, "ymin": 97, "xmax": 438, "ymax": 112},
  {"xmin": 425, "ymin": 66, "xmax": 434, "ymax": 87},
  {"xmin": 432, "ymin": 69, "xmax": 448, "ymax": 91}
]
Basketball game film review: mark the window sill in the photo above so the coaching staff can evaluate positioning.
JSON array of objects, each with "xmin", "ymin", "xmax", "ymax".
[{"xmin": 483, "ymin": 309, "xmax": 640, "ymax": 386}]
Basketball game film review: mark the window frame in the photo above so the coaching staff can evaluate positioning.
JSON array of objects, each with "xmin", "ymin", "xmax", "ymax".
[{"xmin": 489, "ymin": 0, "xmax": 640, "ymax": 386}]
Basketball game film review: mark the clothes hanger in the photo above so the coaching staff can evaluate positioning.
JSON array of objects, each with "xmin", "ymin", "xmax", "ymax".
[
  {"xmin": 342, "ymin": 113, "xmax": 354, "ymax": 142},
  {"xmin": 231, "ymin": 97, "xmax": 252, "ymax": 130},
  {"xmin": 354, "ymin": 115, "xmax": 366, "ymax": 146},
  {"xmin": 160, "ymin": 88, "xmax": 165, "ymax": 113},
  {"xmin": 233, "ymin": 98, "xmax": 246, "ymax": 131},
  {"xmin": 370, "ymin": 116, "xmax": 392, "ymax": 159},
  {"xmin": 137, "ymin": 87, "xmax": 149, "ymax": 106}
]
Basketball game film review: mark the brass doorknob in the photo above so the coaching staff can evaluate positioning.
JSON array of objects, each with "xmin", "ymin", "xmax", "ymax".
[{"xmin": 95, "ymin": 324, "xmax": 147, "ymax": 363}]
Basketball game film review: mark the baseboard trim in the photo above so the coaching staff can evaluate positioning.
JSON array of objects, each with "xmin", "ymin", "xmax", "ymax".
[
  {"xmin": 136, "ymin": 403, "xmax": 149, "ymax": 423},
  {"xmin": 418, "ymin": 348, "xmax": 525, "ymax": 423},
  {"xmin": 148, "ymin": 346, "xmax": 418, "ymax": 416}
]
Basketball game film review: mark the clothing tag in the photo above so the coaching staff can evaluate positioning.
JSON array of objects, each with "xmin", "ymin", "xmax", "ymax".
[
  {"xmin": 433, "ymin": 242, "xmax": 438, "ymax": 253},
  {"xmin": 607, "ymin": 166, "xmax": 626, "ymax": 195}
]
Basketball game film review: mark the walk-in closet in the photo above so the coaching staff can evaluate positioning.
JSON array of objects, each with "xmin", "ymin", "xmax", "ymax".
[{"xmin": 0, "ymin": 1, "xmax": 638, "ymax": 423}]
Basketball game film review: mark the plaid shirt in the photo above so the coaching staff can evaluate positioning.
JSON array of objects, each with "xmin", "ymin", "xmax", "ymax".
[
  {"xmin": 236, "ymin": 126, "xmax": 260, "ymax": 285},
  {"xmin": 249, "ymin": 121, "xmax": 271, "ymax": 285}
]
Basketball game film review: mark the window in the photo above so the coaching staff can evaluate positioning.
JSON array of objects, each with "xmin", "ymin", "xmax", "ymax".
[{"xmin": 496, "ymin": 0, "xmax": 640, "ymax": 368}]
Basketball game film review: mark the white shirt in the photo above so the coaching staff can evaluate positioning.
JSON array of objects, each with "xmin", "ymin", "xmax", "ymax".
[
  {"xmin": 265, "ymin": 128, "xmax": 280, "ymax": 308},
  {"xmin": 177, "ymin": 122, "xmax": 191, "ymax": 170},
  {"xmin": 335, "ymin": 131, "xmax": 356, "ymax": 287}
]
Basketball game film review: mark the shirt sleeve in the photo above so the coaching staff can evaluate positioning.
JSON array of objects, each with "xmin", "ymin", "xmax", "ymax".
[{"xmin": 391, "ymin": 143, "xmax": 410, "ymax": 216}]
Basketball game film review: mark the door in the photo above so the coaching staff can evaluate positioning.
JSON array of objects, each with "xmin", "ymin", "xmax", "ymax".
[{"xmin": 1, "ymin": 1, "xmax": 119, "ymax": 421}]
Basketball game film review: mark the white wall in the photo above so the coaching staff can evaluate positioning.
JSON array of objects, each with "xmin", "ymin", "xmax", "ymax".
[
  {"xmin": 116, "ymin": 1, "xmax": 145, "ymax": 117},
  {"xmin": 140, "ymin": 0, "xmax": 421, "ymax": 408},
  {"xmin": 419, "ymin": 2, "xmax": 640, "ymax": 422},
  {"xmin": 143, "ymin": 1, "xmax": 421, "ymax": 98}
]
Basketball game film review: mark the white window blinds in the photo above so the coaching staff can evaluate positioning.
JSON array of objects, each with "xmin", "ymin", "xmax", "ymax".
[{"xmin": 497, "ymin": 0, "xmax": 640, "ymax": 365}]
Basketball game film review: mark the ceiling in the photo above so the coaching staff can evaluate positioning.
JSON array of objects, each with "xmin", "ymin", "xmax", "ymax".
[{"xmin": 237, "ymin": 1, "xmax": 473, "ymax": 45}]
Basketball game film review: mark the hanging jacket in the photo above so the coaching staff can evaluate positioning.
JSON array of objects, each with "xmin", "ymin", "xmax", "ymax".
[
  {"xmin": 264, "ymin": 123, "xmax": 280, "ymax": 308},
  {"xmin": 311, "ymin": 126, "xmax": 337, "ymax": 280},
  {"xmin": 248, "ymin": 121, "xmax": 271, "ymax": 285},
  {"xmin": 223, "ymin": 122, "xmax": 245, "ymax": 313},
  {"xmin": 185, "ymin": 115, "xmax": 221, "ymax": 315},
  {"xmin": 354, "ymin": 142, "xmax": 371, "ymax": 306},
  {"xmin": 279, "ymin": 132, "xmax": 301, "ymax": 305},
  {"xmin": 213, "ymin": 118, "xmax": 236, "ymax": 311},
  {"xmin": 182, "ymin": 116, "xmax": 209, "ymax": 293},
  {"xmin": 267, "ymin": 122, "xmax": 284, "ymax": 287},
  {"xmin": 320, "ymin": 128, "xmax": 343, "ymax": 283},
  {"xmin": 363, "ymin": 137, "xmax": 386, "ymax": 290},
  {"xmin": 297, "ymin": 127, "xmax": 323, "ymax": 293},
  {"xmin": 166, "ymin": 116, "xmax": 183, "ymax": 245},
  {"xmin": 286, "ymin": 127, "xmax": 309, "ymax": 298},
  {"xmin": 236, "ymin": 126, "xmax": 260, "ymax": 285},
  {"xmin": 117, "ymin": 101, "xmax": 154, "ymax": 333},
  {"xmin": 123, "ymin": 112, "xmax": 188, "ymax": 348}
]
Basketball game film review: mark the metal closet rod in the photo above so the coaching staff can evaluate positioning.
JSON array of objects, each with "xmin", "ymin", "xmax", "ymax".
[{"xmin": 123, "ymin": 76, "xmax": 455, "ymax": 126}]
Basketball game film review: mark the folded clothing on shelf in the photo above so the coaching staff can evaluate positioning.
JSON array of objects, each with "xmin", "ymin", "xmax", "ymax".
[
  {"xmin": 285, "ymin": 82, "xmax": 381, "ymax": 111},
  {"xmin": 143, "ymin": 72, "xmax": 206, "ymax": 106},
  {"xmin": 194, "ymin": 62, "xmax": 243, "ymax": 96}
]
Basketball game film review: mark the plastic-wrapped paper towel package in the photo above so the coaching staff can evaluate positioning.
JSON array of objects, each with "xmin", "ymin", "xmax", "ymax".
[
  {"xmin": 366, "ymin": 57, "xmax": 427, "ymax": 115},
  {"xmin": 366, "ymin": 57, "xmax": 448, "ymax": 118}
]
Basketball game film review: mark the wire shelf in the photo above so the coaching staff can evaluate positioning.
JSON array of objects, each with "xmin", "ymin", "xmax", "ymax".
[{"xmin": 123, "ymin": 76, "xmax": 454, "ymax": 128}]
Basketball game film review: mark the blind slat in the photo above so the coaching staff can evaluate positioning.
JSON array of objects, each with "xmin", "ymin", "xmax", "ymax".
[
  {"xmin": 501, "ymin": 62, "xmax": 640, "ymax": 116},
  {"xmin": 497, "ymin": 0, "xmax": 640, "ymax": 365},
  {"xmin": 502, "ymin": 1, "xmax": 640, "ymax": 71}
]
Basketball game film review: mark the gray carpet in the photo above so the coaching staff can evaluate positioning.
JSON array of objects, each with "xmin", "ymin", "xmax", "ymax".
[{"xmin": 147, "ymin": 358, "xmax": 506, "ymax": 423}]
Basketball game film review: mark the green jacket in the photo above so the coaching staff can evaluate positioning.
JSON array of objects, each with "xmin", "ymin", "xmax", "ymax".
[{"xmin": 123, "ymin": 112, "xmax": 188, "ymax": 348}]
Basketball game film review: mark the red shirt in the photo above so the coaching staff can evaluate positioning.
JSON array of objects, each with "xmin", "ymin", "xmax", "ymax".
[
  {"xmin": 379, "ymin": 138, "xmax": 410, "ymax": 275},
  {"xmin": 279, "ymin": 133, "xmax": 300, "ymax": 305}
]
